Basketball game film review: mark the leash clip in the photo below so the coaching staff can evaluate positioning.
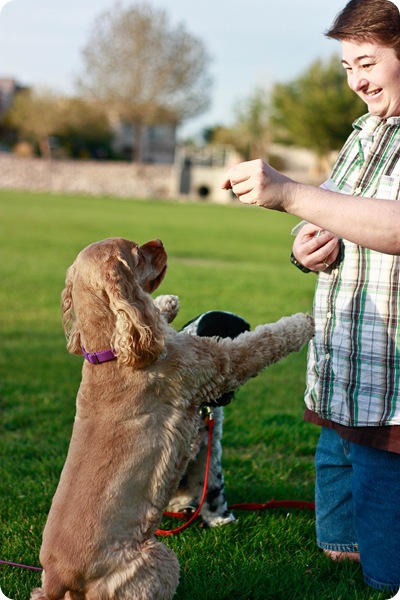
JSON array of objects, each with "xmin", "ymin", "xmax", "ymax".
[
  {"xmin": 204, "ymin": 405, "xmax": 214, "ymax": 424},
  {"xmin": 204, "ymin": 406, "xmax": 215, "ymax": 434}
]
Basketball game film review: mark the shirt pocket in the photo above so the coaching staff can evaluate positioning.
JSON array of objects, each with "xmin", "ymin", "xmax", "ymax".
[{"xmin": 374, "ymin": 175, "xmax": 400, "ymax": 201}]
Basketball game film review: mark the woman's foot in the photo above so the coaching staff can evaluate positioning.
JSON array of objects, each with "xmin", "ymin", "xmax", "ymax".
[{"xmin": 324, "ymin": 549, "xmax": 361, "ymax": 562}]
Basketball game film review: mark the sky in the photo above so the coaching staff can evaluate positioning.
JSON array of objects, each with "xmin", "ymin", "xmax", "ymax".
[{"xmin": 0, "ymin": 0, "xmax": 393, "ymax": 139}]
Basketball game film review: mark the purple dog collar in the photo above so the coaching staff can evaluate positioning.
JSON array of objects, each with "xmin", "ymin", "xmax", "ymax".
[{"xmin": 82, "ymin": 346, "xmax": 117, "ymax": 365}]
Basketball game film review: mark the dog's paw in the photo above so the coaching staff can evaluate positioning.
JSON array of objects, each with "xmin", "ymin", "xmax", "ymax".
[
  {"xmin": 295, "ymin": 312, "xmax": 315, "ymax": 341},
  {"xmin": 154, "ymin": 294, "xmax": 180, "ymax": 323},
  {"xmin": 29, "ymin": 590, "xmax": 47, "ymax": 600},
  {"xmin": 201, "ymin": 512, "xmax": 236, "ymax": 528}
]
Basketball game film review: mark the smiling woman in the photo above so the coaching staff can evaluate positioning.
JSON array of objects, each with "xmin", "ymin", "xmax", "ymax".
[
  {"xmin": 222, "ymin": 0, "xmax": 400, "ymax": 593},
  {"xmin": 341, "ymin": 42, "xmax": 400, "ymax": 117},
  {"xmin": 328, "ymin": 0, "xmax": 400, "ymax": 119}
]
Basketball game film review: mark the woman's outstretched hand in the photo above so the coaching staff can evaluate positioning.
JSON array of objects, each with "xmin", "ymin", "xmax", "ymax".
[{"xmin": 222, "ymin": 159, "xmax": 295, "ymax": 212}]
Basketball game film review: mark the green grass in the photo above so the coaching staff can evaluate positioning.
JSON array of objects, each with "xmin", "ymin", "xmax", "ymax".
[{"xmin": 0, "ymin": 190, "xmax": 388, "ymax": 599}]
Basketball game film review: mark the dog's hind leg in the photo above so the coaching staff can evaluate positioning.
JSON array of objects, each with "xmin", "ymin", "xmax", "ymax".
[
  {"xmin": 86, "ymin": 539, "xmax": 179, "ymax": 600},
  {"xmin": 30, "ymin": 589, "xmax": 80, "ymax": 600},
  {"xmin": 173, "ymin": 407, "xmax": 235, "ymax": 527},
  {"xmin": 30, "ymin": 570, "xmax": 84, "ymax": 600},
  {"xmin": 198, "ymin": 407, "xmax": 235, "ymax": 526}
]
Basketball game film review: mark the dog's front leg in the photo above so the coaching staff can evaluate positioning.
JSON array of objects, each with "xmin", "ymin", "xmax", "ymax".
[
  {"xmin": 153, "ymin": 295, "xmax": 180, "ymax": 324},
  {"xmin": 217, "ymin": 312, "xmax": 314, "ymax": 391}
]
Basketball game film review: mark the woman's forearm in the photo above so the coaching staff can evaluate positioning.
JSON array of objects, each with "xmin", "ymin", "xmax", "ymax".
[
  {"xmin": 223, "ymin": 160, "xmax": 400, "ymax": 255},
  {"xmin": 288, "ymin": 183, "xmax": 400, "ymax": 255}
]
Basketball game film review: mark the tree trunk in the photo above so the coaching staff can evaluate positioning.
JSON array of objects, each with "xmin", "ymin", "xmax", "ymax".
[
  {"xmin": 132, "ymin": 122, "xmax": 145, "ymax": 163},
  {"xmin": 39, "ymin": 136, "xmax": 52, "ymax": 159}
]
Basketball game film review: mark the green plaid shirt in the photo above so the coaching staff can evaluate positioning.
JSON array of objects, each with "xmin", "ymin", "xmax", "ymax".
[{"xmin": 305, "ymin": 113, "xmax": 400, "ymax": 426}]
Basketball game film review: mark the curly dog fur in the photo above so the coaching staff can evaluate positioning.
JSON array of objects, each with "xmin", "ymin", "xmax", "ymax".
[{"xmin": 31, "ymin": 237, "xmax": 314, "ymax": 600}]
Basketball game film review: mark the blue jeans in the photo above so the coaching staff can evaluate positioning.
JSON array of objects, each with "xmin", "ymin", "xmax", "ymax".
[{"xmin": 315, "ymin": 427, "xmax": 400, "ymax": 592}]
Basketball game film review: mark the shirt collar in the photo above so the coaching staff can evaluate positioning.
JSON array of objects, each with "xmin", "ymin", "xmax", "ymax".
[{"xmin": 353, "ymin": 113, "xmax": 400, "ymax": 136}]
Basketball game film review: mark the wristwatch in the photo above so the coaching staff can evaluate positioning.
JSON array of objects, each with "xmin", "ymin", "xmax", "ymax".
[{"xmin": 290, "ymin": 252, "xmax": 311, "ymax": 273}]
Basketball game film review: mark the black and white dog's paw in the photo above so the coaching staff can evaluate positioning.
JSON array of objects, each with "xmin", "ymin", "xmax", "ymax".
[
  {"xmin": 201, "ymin": 510, "xmax": 236, "ymax": 528},
  {"xmin": 166, "ymin": 495, "xmax": 236, "ymax": 528},
  {"xmin": 154, "ymin": 294, "xmax": 180, "ymax": 323}
]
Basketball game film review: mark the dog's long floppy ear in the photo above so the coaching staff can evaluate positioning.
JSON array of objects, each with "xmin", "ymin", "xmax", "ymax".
[
  {"xmin": 61, "ymin": 263, "xmax": 82, "ymax": 355},
  {"xmin": 106, "ymin": 258, "xmax": 165, "ymax": 369}
]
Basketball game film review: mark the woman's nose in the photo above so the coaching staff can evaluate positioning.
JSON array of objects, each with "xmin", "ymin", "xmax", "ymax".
[{"xmin": 349, "ymin": 72, "xmax": 368, "ymax": 92}]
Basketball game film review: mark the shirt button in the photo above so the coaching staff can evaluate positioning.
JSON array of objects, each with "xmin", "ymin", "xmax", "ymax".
[
  {"xmin": 326, "ymin": 312, "xmax": 332, "ymax": 319},
  {"xmin": 355, "ymin": 186, "xmax": 362, "ymax": 194},
  {"xmin": 325, "ymin": 353, "xmax": 331, "ymax": 360}
]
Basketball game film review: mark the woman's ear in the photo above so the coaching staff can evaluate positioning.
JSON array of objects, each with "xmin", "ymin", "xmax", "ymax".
[
  {"xmin": 106, "ymin": 259, "xmax": 165, "ymax": 368},
  {"xmin": 61, "ymin": 263, "xmax": 82, "ymax": 355}
]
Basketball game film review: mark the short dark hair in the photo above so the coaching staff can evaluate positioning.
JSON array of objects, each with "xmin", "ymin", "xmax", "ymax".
[{"xmin": 325, "ymin": 0, "xmax": 400, "ymax": 58}]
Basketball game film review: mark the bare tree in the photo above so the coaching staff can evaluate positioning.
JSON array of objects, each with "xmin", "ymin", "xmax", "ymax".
[{"xmin": 77, "ymin": 2, "xmax": 212, "ymax": 161}]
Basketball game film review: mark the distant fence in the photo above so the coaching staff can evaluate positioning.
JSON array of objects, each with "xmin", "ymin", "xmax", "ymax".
[
  {"xmin": 0, "ymin": 153, "xmax": 178, "ymax": 200},
  {"xmin": 0, "ymin": 152, "xmax": 325, "ymax": 203}
]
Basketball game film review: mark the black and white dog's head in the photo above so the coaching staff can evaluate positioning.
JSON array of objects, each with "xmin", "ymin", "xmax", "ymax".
[{"xmin": 183, "ymin": 311, "xmax": 250, "ymax": 407}]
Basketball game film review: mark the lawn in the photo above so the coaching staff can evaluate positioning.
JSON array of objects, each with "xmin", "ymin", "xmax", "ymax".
[{"xmin": 0, "ymin": 190, "xmax": 390, "ymax": 600}]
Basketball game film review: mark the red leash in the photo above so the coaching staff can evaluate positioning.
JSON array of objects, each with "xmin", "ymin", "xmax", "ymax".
[
  {"xmin": 229, "ymin": 500, "xmax": 315, "ymax": 511},
  {"xmin": 156, "ymin": 408, "xmax": 314, "ymax": 535},
  {"xmin": 156, "ymin": 411, "xmax": 216, "ymax": 536}
]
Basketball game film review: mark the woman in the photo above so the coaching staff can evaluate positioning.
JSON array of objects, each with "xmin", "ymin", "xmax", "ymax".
[{"xmin": 223, "ymin": 0, "xmax": 400, "ymax": 592}]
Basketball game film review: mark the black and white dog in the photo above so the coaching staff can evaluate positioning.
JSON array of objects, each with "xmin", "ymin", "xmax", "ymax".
[{"xmin": 166, "ymin": 310, "xmax": 250, "ymax": 527}]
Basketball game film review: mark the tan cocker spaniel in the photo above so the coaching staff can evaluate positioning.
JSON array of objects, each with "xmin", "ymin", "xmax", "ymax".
[{"xmin": 31, "ymin": 237, "xmax": 314, "ymax": 600}]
